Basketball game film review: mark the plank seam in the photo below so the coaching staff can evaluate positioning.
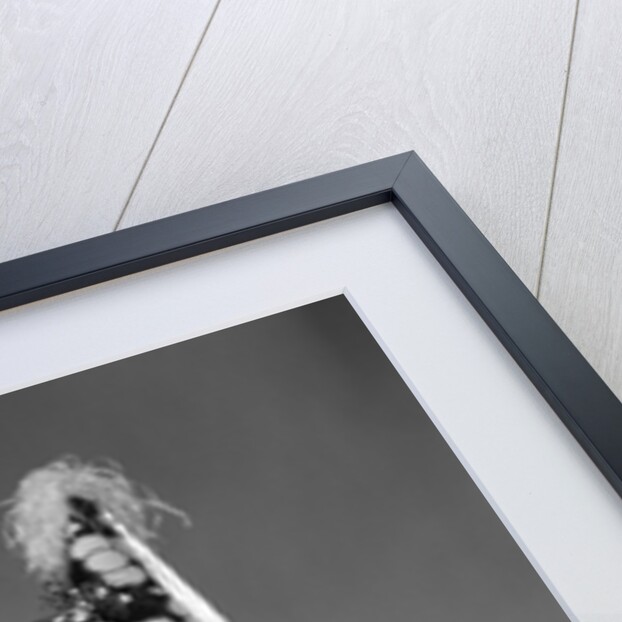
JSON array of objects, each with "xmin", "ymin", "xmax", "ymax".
[
  {"xmin": 535, "ymin": 0, "xmax": 581, "ymax": 298},
  {"xmin": 113, "ymin": 0, "xmax": 225, "ymax": 232}
]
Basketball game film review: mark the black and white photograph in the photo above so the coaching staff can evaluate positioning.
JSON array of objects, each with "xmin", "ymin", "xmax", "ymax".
[
  {"xmin": 1, "ymin": 3, "xmax": 621, "ymax": 621},
  {"xmin": 0, "ymin": 297, "xmax": 569, "ymax": 622}
]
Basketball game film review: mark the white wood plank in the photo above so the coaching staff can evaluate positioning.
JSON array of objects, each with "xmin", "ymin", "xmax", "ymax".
[
  {"xmin": 0, "ymin": 0, "xmax": 217, "ymax": 261},
  {"xmin": 539, "ymin": 1, "xmax": 622, "ymax": 400},
  {"xmin": 119, "ymin": 0, "xmax": 576, "ymax": 291}
]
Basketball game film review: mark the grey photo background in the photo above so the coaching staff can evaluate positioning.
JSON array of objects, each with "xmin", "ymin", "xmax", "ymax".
[{"xmin": 0, "ymin": 296, "xmax": 568, "ymax": 622}]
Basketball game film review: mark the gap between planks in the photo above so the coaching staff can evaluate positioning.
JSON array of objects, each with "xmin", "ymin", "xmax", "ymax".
[
  {"xmin": 113, "ymin": 0, "xmax": 225, "ymax": 231},
  {"xmin": 535, "ymin": 0, "xmax": 581, "ymax": 299}
]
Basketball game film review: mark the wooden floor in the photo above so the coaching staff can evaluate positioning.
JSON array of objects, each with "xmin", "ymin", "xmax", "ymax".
[{"xmin": 2, "ymin": 1, "xmax": 620, "ymax": 400}]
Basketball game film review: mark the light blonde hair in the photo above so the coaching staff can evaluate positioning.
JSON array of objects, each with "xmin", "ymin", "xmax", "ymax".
[{"xmin": 3, "ymin": 456, "xmax": 187, "ymax": 583}]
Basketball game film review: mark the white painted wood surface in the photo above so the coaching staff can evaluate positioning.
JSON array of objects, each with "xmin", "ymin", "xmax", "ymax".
[
  {"xmin": 539, "ymin": 1, "xmax": 622, "ymax": 400},
  {"xmin": 0, "ymin": 0, "xmax": 217, "ymax": 262},
  {"xmin": 118, "ymin": 0, "xmax": 576, "ymax": 291}
]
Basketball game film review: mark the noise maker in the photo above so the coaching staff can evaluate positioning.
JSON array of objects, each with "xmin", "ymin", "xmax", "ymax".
[{"xmin": 3, "ymin": 458, "xmax": 229, "ymax": 622}]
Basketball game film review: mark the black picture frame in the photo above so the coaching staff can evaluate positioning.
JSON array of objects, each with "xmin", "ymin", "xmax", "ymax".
[{"xmin": 1, "ymin": 151, "xmax": 620, "ymax": 499}]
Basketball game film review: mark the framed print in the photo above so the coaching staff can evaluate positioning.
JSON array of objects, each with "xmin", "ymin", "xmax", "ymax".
[
  {"xmin": 1, "ymin": 297, "xmax": 569, "ymax": 622},
  {"xmin": 1, "ymin": 151, "xmax": 621, "ymax": 621}
]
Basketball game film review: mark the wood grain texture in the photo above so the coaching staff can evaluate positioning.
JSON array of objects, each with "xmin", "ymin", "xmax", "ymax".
[
  {"xmin": 539, "ymin": 0, "xmax": 622, "ymax": 400},
  {"xmin": 0, "ymin": 0, "xmax": 217, "ymax": 262},
  {"xmin": 119, "ymin": 0, "xmax": 576, "ymax": 290}
]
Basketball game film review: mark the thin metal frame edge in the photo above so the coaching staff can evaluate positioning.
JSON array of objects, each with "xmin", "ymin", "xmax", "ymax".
[
  {"xmin": 393, "ymin": 151, "xmax": 622, "ymax": 498},
  {"xmin": 0, "ymin": 152, "xmax": 409, "ymax": 311}
]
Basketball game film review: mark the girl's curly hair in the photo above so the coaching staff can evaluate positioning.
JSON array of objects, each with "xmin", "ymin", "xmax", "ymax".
[{"xmin": 2, "ymin": 456, "xmax": 188, "ymax": 583}]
